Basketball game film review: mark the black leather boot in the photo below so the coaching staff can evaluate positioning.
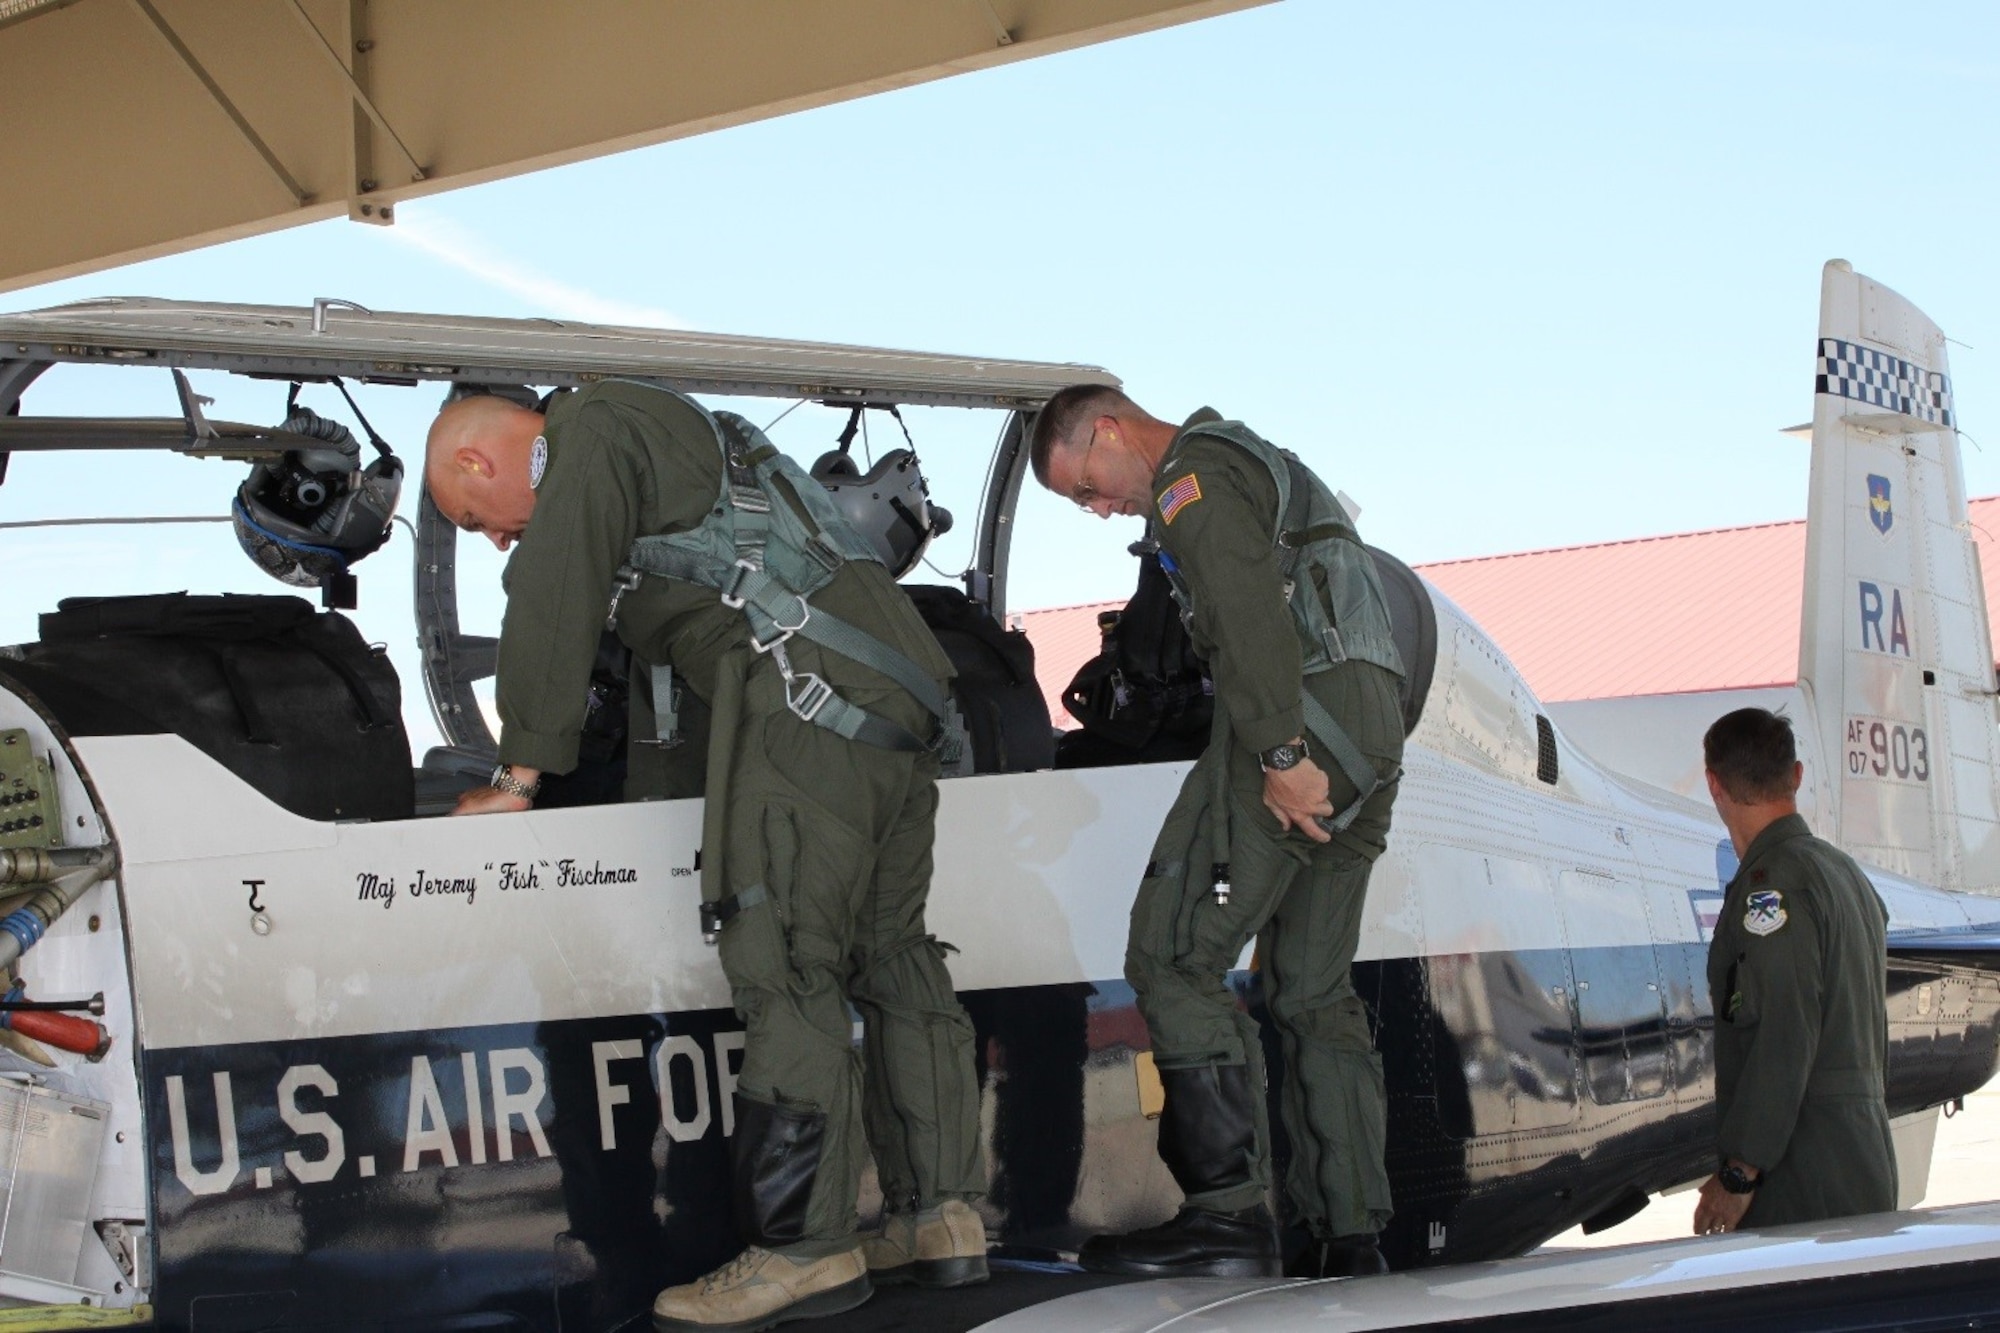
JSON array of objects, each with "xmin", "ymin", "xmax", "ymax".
[
  {"xmin": 1079, "ymin": 1204, "xmax": 1280, "ymax": 1277},
  {"xmin": 1078, "ymin": 1063, "xmax": 1279, "ymax": 1278},
  {"xmin": 1153, "ymin": 1063, "xmax": 1259, "ymax": 1197},
  {"xmin": 730, "ymin": 1094, "xmax": 827, "ymax": 1247},
  {"xmin": 1287, "ymin": 1232, "xmax": 1390, "ymax": 1279}
]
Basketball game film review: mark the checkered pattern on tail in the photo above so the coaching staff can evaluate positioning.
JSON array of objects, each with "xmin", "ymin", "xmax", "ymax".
[{"xmin": 1816, "ymin": 337, "xmax": 1955, "ymax": 428}]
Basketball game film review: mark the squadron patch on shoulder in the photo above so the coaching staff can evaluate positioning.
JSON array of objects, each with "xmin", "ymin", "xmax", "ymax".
[
  {"xmin": 529, "ymin": 435, "xmax": 549, "ymax": 490},
  {"xmin": 1157, "ymin": 473, "xmax": 1203, "ymax": 525},
  {"xmin": 1744, "ymin": 888, "xmax": 1787, "ymax": 936}
]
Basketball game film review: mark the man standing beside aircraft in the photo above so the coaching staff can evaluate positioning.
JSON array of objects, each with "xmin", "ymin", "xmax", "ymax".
[
  {"xmin": 1694, "ymin": 707, "xmax": 1897, "ymax": 1234},
  {"xmin": 1030, "ymin": 386, "xmax": 1405, "ymax": 1279},
  {"xmin": 424, "ymin": 385, "xmax": 988, "ymax": 1331}
]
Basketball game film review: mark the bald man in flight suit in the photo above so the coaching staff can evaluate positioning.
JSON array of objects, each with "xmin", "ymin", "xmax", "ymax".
[{"xmin": 427, "ymin": 384, "xmax": 987, "ymax": 1332}]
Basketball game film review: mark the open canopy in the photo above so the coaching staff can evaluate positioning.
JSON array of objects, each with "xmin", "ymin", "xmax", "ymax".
[
  {"xmin": 0, "ymin": 0, "xmax": 1267, "ymax": 295},
  {"xmin": 0, "ymin": 296, "xmax": 1117, "ymax": 409}
]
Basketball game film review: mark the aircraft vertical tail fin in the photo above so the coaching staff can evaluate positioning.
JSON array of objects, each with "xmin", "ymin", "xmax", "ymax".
[{"xmin": 1798, "ymin": 259, "xmax": 2000, "ymax": 893}]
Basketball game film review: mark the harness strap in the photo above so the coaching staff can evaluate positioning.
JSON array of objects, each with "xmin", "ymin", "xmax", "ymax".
[
  {"xmin": 767, "ymin": 640, "xmax": 933, "ymax": 753},
  {"xmin": 604, "ymin": 383, "xmax": 944, "ymax": 753},
  {"xmin": 700, "ymin": 883, "xmax": 768, "ymax": 943},
  {"xmin": 1301, "ymin": 691, "xmax": 1395, "ymax": 832},
  {"xmin": 789, "ymin": 604, "xmax": 950, "ymax": 721},
  {"xmin": 622, "ymin": 547, "xmax": 950, "ymax": 752},
  {"xmin": 1275, "ymin": 454, "xmax": 1316, "ymax": 582}
]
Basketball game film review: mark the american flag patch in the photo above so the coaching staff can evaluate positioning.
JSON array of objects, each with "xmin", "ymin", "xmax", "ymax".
[{"xmin": 1157, "ymin": 474, "xmax": 1203, "ymax": 524}]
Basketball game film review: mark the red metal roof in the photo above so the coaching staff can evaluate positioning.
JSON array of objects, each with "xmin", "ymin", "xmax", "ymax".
[{"xmin": 1021, "ymin": 497, "xmax": 2000, "ymax": 721}]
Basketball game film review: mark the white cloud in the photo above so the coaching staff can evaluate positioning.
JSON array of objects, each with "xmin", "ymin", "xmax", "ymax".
[{"xmin": 385, "ymin": 214, "xmax": 685, "ymax": 330}]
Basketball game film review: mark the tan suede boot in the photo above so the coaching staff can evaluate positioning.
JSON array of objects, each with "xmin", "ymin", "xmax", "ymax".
[
  {"xmin": 862, "ymin": 1200, "xmax": 990, "ymax": 1289},
  {"xmin": 651, "ymin": 1246, "xmax": 871, "ymax": 1333}
]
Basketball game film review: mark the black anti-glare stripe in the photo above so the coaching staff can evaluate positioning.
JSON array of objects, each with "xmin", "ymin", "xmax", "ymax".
[{"xmin": 1398, "ymin": 1255, "xmax": 2000, "ymax": 1333}]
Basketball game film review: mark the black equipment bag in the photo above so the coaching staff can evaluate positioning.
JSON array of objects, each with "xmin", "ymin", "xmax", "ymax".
[
  {"xmin": 1055, "ymin": 551, "xmax": 1213, "ymax": 769},
  {"xmin": 904, "ymin": 585, "xmax": 1054, "ymax": 774},
  {"xmin": 21, "ymin": 592, "xmax": 414, "ymax": 822}
]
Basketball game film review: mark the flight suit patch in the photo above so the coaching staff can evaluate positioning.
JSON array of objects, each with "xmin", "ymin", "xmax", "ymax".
[
  {"xmin": 529, "ymin": 435, "xmax": 550, "ymax": 489},
  {"xmin": 1744, "ymin": 888, "xmax": 1787, "ymax": 936},
  {"xmin": 1157, "ymin": 474, "xmax": 1203, "ymax": 524}
]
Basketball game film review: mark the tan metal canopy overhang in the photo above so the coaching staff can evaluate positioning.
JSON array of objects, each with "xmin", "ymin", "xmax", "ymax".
[{"xmin": 0, "ymin": 0, "xmax": 1268, "ymax": 296}]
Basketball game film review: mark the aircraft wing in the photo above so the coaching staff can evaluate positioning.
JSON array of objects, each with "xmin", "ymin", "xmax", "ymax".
[
  {"xmin": 965, "ymin": 1203, "xmax": 2000, "ymax": 1332},
  {"xmin": 0, "ymin": 0, "xmax": 1270, "ymax": 295},
  {"xmin": 1889, "ymin": 928, "xmax": 2000, "ymax": 968}
]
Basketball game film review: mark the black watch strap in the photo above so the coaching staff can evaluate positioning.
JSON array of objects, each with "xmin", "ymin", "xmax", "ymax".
[
  {"xmin": 1260, "ymin": 739, "xmax": 1310, "ymax": 772},
  {"xmin": 1718, "ymin": 1163, "xmax": 1762, "ymax": 1194}
]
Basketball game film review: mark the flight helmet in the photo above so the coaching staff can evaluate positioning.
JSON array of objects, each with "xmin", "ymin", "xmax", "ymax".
[
  {"xmin": 232, "ymin": 405, "xmax": 403, "ymax": 589},
  {"xmin": 810, "ymin": 446, "xmax": 952, "ymax": 579}
]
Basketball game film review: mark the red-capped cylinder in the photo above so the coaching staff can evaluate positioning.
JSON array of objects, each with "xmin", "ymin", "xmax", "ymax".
[{"xmin": 8, "ymin": 1010, "xmax": 110, "ymax": 1060}]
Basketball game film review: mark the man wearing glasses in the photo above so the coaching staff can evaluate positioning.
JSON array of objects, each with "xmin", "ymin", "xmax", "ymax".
[{"xmin": 1029, "ymin": 386, "xmax": 1407, "ymax": 1280}]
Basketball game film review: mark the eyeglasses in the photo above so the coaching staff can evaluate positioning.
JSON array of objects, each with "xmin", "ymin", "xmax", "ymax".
[{"xmin": 1068, "ymin": 426, "xmax": 1102, "ymax": 511}]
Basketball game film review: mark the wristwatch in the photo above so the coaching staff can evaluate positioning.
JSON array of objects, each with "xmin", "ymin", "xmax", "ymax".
[
  {"xmin": 1717, "ymin": 1162, "xmax": 1762, "ymax": 1194},
  {"xmin": 489, "ymin": 765, "xmax": 541, "ymax": 803},
  {"xmin": 1259, "ymin": 738, "xmax": 1310, "ymax": 772}
]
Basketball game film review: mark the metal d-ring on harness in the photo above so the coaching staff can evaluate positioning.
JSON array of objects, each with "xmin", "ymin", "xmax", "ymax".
[{"xmin": 601, "ymin": 381, "xmax": 950, "ymax": 755}]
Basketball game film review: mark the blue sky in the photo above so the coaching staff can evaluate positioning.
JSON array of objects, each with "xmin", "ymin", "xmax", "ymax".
[{"xmin": 4, "ymin": 1, "xmax": 1998, "ymax": 745}]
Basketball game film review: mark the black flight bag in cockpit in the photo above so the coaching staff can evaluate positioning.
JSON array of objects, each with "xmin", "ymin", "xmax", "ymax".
[
  {"xmin": 1055, "ymin": 549, "xmax": 1214, "ymax": 769},
  {"xmin": 9, "ymin": 592, "xmax": 414, "ymax": 822}
]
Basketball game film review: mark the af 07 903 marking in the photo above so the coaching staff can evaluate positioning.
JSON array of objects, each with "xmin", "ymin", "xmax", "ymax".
[{"xmin": 1845, "ymin": 716, "xmax": 1932, "ymax": 784}]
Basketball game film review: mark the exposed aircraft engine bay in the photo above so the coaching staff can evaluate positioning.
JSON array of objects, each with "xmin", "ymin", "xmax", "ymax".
[{"xmin": 0, "ymin": 285, "xmax": 1993, "ymax": 1330}]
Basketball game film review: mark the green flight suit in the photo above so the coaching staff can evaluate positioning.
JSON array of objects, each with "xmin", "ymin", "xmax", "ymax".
[
  {"xmin": 1707, "ymin": 813, "xmax": 1897, "ymax": 1226},
  {"xmin": 494, "ymin": 382, "xmax": 984, "ymax": 1254},
  {"xmin": 1127, "ymin": 410, "xmax": 1403, "ymax": 1237}
]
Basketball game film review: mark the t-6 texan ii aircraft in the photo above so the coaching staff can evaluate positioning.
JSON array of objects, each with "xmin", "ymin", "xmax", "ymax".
[{"xmin": 0, "ymin": 260, "xmax": 1994, "ymax": 1331}]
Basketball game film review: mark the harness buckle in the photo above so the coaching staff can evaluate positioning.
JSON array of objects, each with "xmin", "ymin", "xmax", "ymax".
[
  {"xmin": 748, "ymin": 594, "xmax": 811, "ymax": 654},
  {"xmin": 784, "ymin": 671, "xmax": 835, "ymax": 722},
  {"xmin": 803, "ymin": 536, "xmax": 844, "ymax": 575},
  {"xmin": 605, "ymin": 568, "xmax": 644, "ymax": 630},
  {"xmin": 719, "ymin": 558, "xmax": 760, "ymax": 610},
  {"xmin": 729, "ymin": 481, "xmax": 772, "ymax": 515}
]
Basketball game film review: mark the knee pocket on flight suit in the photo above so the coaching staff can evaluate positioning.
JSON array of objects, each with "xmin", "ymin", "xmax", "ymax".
[
  {"xmin": 717, "ymin": 800, "xmax": 862, "ymax": 1009},
  {"xmin": 1127, "ymin": 824, "xmax": 1214, "ymax": 993},
  {"xmin": 853, "ymin": 932, "xmax": 961, "ymax": 1013},
  {"xmin": 1270, "ymin": 992, "xmax": 1375, "ymax": 1055}
]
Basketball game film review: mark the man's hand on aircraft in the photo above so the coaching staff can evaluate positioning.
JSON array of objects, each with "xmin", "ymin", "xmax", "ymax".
[
  {"xmin": 452, "ymin": 785, "xmax": 534, "ymax": 816},
  {"xmin": 1692, "ymin": 1170, "xmax": 1756, "ymax": 1236},
  {"xmin": 1263, "ymin": 756, "xmax": 1335, "ymax": 844}
]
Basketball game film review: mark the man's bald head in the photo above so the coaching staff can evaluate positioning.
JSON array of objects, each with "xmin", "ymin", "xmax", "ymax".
[{"xmin": 424, "ymin": 394, "xmax": 546, "ymax": 552}]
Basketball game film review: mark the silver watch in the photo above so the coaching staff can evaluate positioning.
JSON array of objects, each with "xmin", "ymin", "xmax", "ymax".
[{"xmin": 489, "ymin": 765, "xmax": 541, "ymax": 802}]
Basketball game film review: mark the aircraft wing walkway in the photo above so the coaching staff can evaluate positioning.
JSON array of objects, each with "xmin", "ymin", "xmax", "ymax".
[{"xmin": 814, "ymin": 1263, "xmax": 1142, "ymax": 1332}]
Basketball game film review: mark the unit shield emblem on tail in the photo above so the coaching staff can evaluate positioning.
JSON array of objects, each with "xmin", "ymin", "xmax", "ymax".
[{"xmin": 1867, "ymin": 474, "xmax": 1893, "ymax": 534}]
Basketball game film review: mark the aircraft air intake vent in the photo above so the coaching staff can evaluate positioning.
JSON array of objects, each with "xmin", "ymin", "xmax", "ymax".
[{"xmin": 1535, "ymin": 714, "xmax": 1559, "ymax": 785}]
